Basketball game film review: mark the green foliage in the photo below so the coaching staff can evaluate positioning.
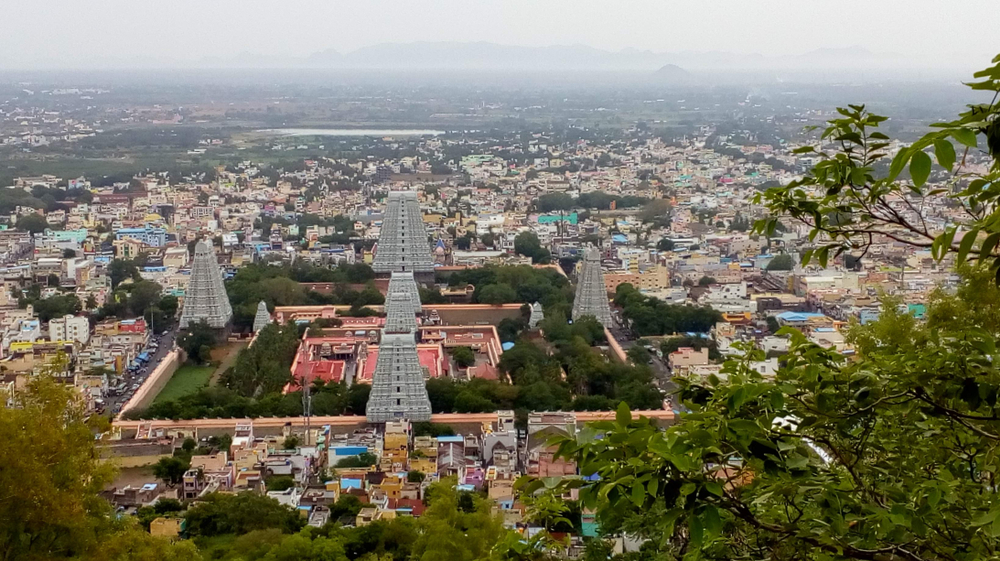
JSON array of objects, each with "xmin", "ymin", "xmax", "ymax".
[
  {"xmin": 335, "ymin": 452, "xmax": 377, "ymax": 468},
  {"xmin": 447, "ymin": 265, "xmax": 573, "ymax": 314},
  {"xmin": 478, "ymin": 283, "xmax": 518, "ymax": 305},
  {"xmin": 226, "ymin": 262, "xmax": 379, "ymax": 330},
  {"xmin": 222, "ymin": 323, "xmax": 301, "ymax": 397},
  {"xmin": 450, "ymin": 346, "xmax": 476, "ymax": 368},
  {"xmin": 32, "ymin": 294, "xmax": 83, "ymax": 322},
  {"xmin": 656, "ymin": 238, "xmax": 675, "ymax": 252},
  {"xmin": 0, "ymin": 374, "xmax": 120, "ymax": 559},
  {"xmin": 16, "ymin": 213, "xmax": 47, "ymax": 234},
  {"xmin": 615, "ymin": 283, "xmax": 722, "ymax": 337},
  {"xmin": 497, "ymin": 317, "xmax": 529, "ymax": 342},
  {"xmin": 107, "ymin": 258, "xmax": 141, "ymax": 289},
  {"xmin": 185, "ymin": 492, "xmax": 305, "ymax": 537},
  {"xmin": 178, "ymin": 320, "xmax": 218, "ymax": 364},
  {"xmin": 152, "ymin": 456, "xmax": 191, "ymax": 485},
  {"xmin": 407, "ymin": 471, "xmax": 426, "ymax": 483},
  {"xmin": 542, "ymin": 263, "xmax": 1000, "ymax": 560},
  {"xmin": 766, "ymin": 253, "xmax": 794, "ymax": 271},
  {"xmin": 754, "ymin": 57, "xmax": 1000, "ymax": 275},
  {"xmin": 514, "ymin": 231, "xmax": 551, "ymax": 264},
  {"xmin": 698, "ymin": 276, "xmax": 716, "ymax": 286},
  {"xmin": 660, "ymin": 336, "xmax": 721, "ymax": 361},
  {"xmin": 265, "ymin": 476, "xmax": 296, "ymax": 492},
  {"xmin": 412, "ymin": 422, "xmax": 456, "ymax": 437},
  {"xmin": 536, "ymin": 192, "xmax": 575, "ymax": 212}
]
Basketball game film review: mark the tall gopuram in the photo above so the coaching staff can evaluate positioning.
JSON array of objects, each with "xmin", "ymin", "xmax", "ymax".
[
  {"xmin": 371, "ymin": 191, "xmax": 435, "ymax": 281},
  {"xmin": 179, "ymin": 240, "xmax": 233, "ymax": 330},
  {"xmin": 366, "ymin": 285, "xmax": 432, "ymax": 423},
  {"xmin": 571, "ymin": 246, "xmax": 613, "ymax": 328}
]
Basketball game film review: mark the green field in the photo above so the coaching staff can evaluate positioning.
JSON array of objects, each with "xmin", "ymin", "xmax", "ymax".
[{"xmin": 152, "ymin": 364, "xmax": 214, "ymax": 404}]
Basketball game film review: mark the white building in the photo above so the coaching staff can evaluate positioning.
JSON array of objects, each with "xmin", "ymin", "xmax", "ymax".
[{"xmin": 49, "ymin": 314, "xmax": 90, "ymax": 344}]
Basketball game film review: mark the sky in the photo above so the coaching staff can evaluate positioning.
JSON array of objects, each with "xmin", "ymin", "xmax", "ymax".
[{"xmin": 1, "ymin": 0, "xmax": 996, "ymax": 68}]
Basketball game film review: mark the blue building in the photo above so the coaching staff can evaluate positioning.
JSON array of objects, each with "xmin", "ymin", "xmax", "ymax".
[{"xmin": 115, "ymin": 226, "xmax": 167, "ymax": 247}]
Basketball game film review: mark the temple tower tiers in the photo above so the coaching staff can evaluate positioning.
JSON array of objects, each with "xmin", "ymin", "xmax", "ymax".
[
  {"xmin": 529, "ymin": 301, "xmax": 545, "ymax": 329},
  {"xmin": 179, "ymin": 240, "xmax": 233, "ymax": 329},
  {"xmin": 252, "ymin": 300, "xmax": 272, "ymax": 333},
  {"xmin": 383, "ymin": 291, "xmax": 419, "ymax": 334},
  {"xmin": 372, "ymin": 190, "xmax": 435, "ymax": 275},
  {"xmin": 571, "ymin": 246, "xmax": 613, "ymax": 328},
  {"xmin": 366, "ymin": 278, "xmax": 432, "ymax": 423},
  {"xmin": 387, "ymin": 271, "xmax": 423, "ymax": 314}
]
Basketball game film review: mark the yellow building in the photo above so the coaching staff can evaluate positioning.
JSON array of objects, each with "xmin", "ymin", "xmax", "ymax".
[{"xmin": 150, "ymin": 517, "xmax": 185, "ymax": 539}]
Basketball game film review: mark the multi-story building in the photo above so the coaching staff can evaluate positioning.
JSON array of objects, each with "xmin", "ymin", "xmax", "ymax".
[{"xmin": 49, "ymin": 314, "xmax": 90, "ymax": 344}]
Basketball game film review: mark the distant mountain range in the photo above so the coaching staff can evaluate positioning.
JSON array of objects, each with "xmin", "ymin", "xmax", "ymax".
[
  {"xmin": 194, "ymin": 43, "xmax": 963, "ymax": 77},
  {"xmin": 1, "ymin": 42, "xmax": 974, "ymax": 77}
]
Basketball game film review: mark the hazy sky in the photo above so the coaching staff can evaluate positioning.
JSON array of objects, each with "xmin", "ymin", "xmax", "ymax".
[{"xmin": 2, "ymin": 0, "xmax": 997, "ymax": 67}]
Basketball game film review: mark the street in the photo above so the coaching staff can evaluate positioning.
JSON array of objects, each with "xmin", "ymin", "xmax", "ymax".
[{"xmin": 106, "ymin": 326, "xmax": 178, "ymax": 415}]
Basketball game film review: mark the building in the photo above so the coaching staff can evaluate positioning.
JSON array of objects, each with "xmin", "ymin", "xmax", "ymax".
[
  {"xmin": 115, "ymin": 226, "xmax": 167, "ymax": 247},
  {"xmin": 366, "ymin": 287, "xmax": 432, "ymax": 423},
  {"xmin": 179, "ymin": 241, "xmax": 233, "ymax": 330},
  {"xmin": 572, "ymin": 247, "xmax": 613, "ymax": 327},
  {"xmin": 48, "ymin": 314, "xmax": 90, "ymax": 345},
  {"xmin": 372, "ymin": 191, "xmax": 435, "ymax": 278}
]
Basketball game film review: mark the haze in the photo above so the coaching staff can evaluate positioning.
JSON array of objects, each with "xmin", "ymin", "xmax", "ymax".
[{"xmin": 2, "ymin": 0, "xmax": 996, "ymax": 71}]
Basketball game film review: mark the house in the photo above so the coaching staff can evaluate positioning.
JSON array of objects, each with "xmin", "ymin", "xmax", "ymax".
[{"xmin": 150, "ymin": 517, "xmax": 186, "ymax": 539}]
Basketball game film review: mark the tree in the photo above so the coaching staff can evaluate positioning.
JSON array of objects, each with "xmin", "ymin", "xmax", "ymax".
[
  {"xmin": 754, "ymin": 58, "xmax": 999, "ymax": 274},
  {"xmin": 184, "ymin": 492, "xmax": 305, "ymax": 537},
  {"xmin": 178, "ymin": 320, "xmax": 217, "ymax": 364},
  {"xmin": 0, "ymin": 366, "xmax": 116, "ymax": 559},
  {"xmin": 639, "ymin": 199, "xmax": 672, "ymax": 224},
  {"xmin": 407, "ymin": 471, "xmax": 426, "ymax": 483},
  {"xmin": 450, "ymin": 346, "xmax": 476, "ymax": 369},
  {"xmin": 152, "ymin": 456, "xmax": 190, "ymax": 485},
  {"xmin": 765, "ymin": 315, "xmax": 780, "ymax": 334},
  {"xmin": 336, "ymin": 452, "xmax": 378, "ymax": 468},
  {"xmin": 85, "ymin": 294, "xmax": 98, "ymax": 310},
  {"xmin": 411, "ymin": 480, "xmax": 509, "ymax": 561},
  {"xmin": 656, "ymin": 238, "xmax": 676, "ymax": 252},
  {"xmin": 478, "ymin": 283, "xmax": 517, "ymax": 305},
  {"xmin": 127, "ymin": 280, "xmax": 163, "ymax": 317},
  {"xmin": 62, "ymin": 248, "xmax": 76, "ymax": 258},
  {"xmin": 766, "ymin": 253, "xmax": 794, "ymax": 271},
  {"xmin": 536, "ymin": 193, "xmax": 575, "ymax": 212},
  {"xmin": 107, "ymin": 258, "xmax": 141, "ymax": 289},
  {"xmin": 16, "ymin": 213, "xmax": 47, "ymax": 234},
  {"xmin": 698, "ymin": 276, "xmax": 716, "ymax": 286},
  {"xmin": 514, "ymin": 231, "xmax": 550, "ymax": 264}
]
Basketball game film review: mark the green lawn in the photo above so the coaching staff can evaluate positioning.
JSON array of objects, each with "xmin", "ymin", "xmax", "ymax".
[{"xmin": 152, "ymin": 364, "xmax": 214, "ymax": 404}]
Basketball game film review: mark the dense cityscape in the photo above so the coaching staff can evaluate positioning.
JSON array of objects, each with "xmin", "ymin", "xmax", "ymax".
[{"xmin": 3, "ymin": 3, "xmax": 1000, "ymax": 559}]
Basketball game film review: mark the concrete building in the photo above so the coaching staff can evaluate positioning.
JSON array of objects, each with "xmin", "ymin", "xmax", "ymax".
[{"xmin": 49, "ymin": 314, "xmax": 90, "ymax": 344}]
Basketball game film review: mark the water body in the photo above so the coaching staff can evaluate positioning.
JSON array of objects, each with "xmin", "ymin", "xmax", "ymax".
[{"xmin": 260, "ymin": 128, "xmax": 446, "ymax": 137}]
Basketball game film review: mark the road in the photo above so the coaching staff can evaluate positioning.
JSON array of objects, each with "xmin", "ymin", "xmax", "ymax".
[
  {"xmin": 610, "ymin": 310, "xmax": 680, "ymax": 411},
  {"xmin": 106, "ymin": 327, "xmax": 178, "ymax": 415}
]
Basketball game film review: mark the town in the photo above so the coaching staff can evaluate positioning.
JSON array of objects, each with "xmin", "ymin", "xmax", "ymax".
[{"xmin": 2, "ymin": 55, "xmax": 998, "ymax": 559}]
